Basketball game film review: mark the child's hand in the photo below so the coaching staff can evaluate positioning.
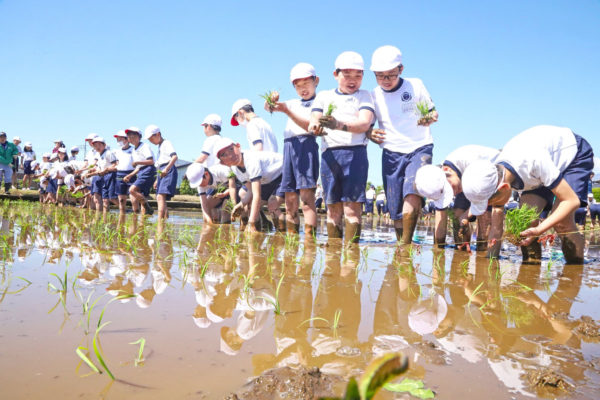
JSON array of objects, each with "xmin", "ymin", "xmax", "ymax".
[
  {"xmin": 368, "ymin": 128, "xmax": 386, "ymax": 144},
  {"xmin": 215, "ymin": 191, "xmax": 229, "ymax": 199},
  {"xmin": 123, "ymin": 174, "xmax": 131, "ymax": 183},
  {"xmin": 231, "ymin": 202, "xmax": 244, "ymax": 218},
  {"xmin": 309, "ymin": 121, "xmax": 326, "ymax": 136},
  {"xmin": 153, "ymin": 181, "xmax": 157, "ymax": 190},
  {"xmin": 318, "ymin": 115, "xmax": 337, "ymax": 130},
  {"xmin": 518, "ymin": 227, "xmax": 541, "ymax": 246}
]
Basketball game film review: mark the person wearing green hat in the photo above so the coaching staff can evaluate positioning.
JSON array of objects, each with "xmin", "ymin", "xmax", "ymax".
[{"xmin": 0, "ymin": 132, "xmax": 20, "ymax": 194}]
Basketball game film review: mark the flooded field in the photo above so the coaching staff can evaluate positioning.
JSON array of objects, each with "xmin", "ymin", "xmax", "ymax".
[{"xmin": 1, "ymin": 200, "xmax": 600, "ymax": 399}]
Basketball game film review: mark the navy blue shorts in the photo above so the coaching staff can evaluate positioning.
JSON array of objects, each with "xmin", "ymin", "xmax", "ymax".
[
  {"xmin": 365, "ymin": 199, "xmax": 374, "ymax": 213},
  {"xmin": 24, "ymin": 160, "xmax": 33, "ymax": 175},
  {"xmin": 46, "ymin": 178, "xmax": 58, "ymax": 194},
  {"xmin": 281, "ymin": 135, "xmax": 319, "ymax": 192},
  {"xmin": 116, "ymin": 170, "xmax": 133, "ymax": 196},
  {"xmin": 382, "ymin": 144, "xmax": 433, "ymax": 220},
  {"xmin": 90, "ymin": 175, "xmax": 102, "ymax": 195},
  {"xmin": 376, "ymin": 200, "xmax": 385, "ymax": 214},
  {"xmin": 101, "ymin": 172, "xmax": 117, "ymax": 199},
  {"xmin": 574, "ymin": 207, "xmax": 587, "ymax": 225},
  {"xmin": 590, "ymin": 204, "xmax": 600, "ymax": 221},
  {"xmin": 453, "ymin": 192, "xmax": 470, "ymax": 211},
  {"xmin": 133, "ymin": 165, "xmax": 156, "ymax": 197},
  {"xmin": 321, "ymin": 146, "xmax": 368, "ymax": 204},
  {"xmin": 157, "ymin": 165, "xmax": 178, "ymax": 199},
  {"xmin": 522, "ymin": 134, "xmax": 594, "ymax": 210},
  {"xmin": 259, "ymin": 174, "xmax": 283, "ymax": 201}
]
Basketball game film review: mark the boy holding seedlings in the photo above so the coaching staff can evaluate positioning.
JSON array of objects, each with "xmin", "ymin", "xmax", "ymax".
[
  {"xmin": 145, "ymin": 125, "xmax": 178, "ymax": 220},
  {"xmin": 265, "ymin": 62, "xmax": 320, "ymax": 237},
  {"xmin": 230, "ymin": 99, "xmax": 278, "ymax": 152},
  {"xmin": 461, "ymin": 125, "xmax": 594, "ymax": 264},
  {"xmin": 216, "ymin": 137, "xmax": 284, "ymax": 232},
  {"xmin": 123, "ymin": 127, "xmax": 156, "ymax": 216},
  {"xmin": 195, "ymin": 114, "xmax": 223, "ymax": 167},
  {"xmin": 186, "ymin": 162, "xmax": 239, "ymax": 224},
  {"xmin": 113, "ymin": 130, "xmax": 134, "ymax": 213},
  {"xmin": 368, "ymin": 45, "xmax": 438, "ymax": 245},
  {"xmin": 308, "ymin": 51, "xmax": 375, "ymax": 243},
  {"xmin": 415, "ymin": 145, "xmax": 502, "ymax": 256},
  {"xmin": 86, "ymin": 137, "xmax": 118, "ymax": 212}
]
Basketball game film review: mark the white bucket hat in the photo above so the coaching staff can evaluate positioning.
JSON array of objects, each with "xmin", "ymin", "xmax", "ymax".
[
  {"xmin": 290, "ymin": 62, "xmax": 316, "ymax": 83},
  {"xmin": 230, "ymin": 98, "xmax": 252, "ymax": 126},
  {"xmin": 415, "ymin": 165, "xmax": 453, "ymax": 209},
  {"xmin": 185, "ymin": 163, "xmax": 206, "ymax": 189},
  {"xmin": 335, "ymin": 51, "xmax": 364, "ymax": 70},
  {"xmin": 370, "ymin": 45, "xmax": 403, "ymax": 72},
  {"xmin": 202, "ymin": 114, "xmax": 222, "ymax": 128},
  {"xmin": 462, "ymin": 160, "xmax": 501, "ymax": 216},
  {"xmin": 144, "ymin": 124, "xmax": 161, "ymax": 140}
]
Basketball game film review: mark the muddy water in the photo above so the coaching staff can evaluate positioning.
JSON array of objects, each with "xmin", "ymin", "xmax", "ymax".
[{"xmin": 1, "ymin": 201, "xmax": 600, "ymax": 399}]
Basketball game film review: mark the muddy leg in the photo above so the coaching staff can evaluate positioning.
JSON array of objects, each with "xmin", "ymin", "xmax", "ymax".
[
  {"xmin": 401, "ymin": 194, "xmax": 421, "ymax": 245},
  {"xmin": 344, "ymin": 221, "xmax": 361, "ymax": 244}
]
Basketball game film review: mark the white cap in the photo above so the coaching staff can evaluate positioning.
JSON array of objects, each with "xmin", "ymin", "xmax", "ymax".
[
  {"xmin": 462, "ymin": 160, "xmax": 500, "ymax": 216},
  {"xmin": 334, "ymin": 51, "xmax": 364, "ymax": 70},
  {"xmin": 408, "ymin": 294, "xmax": 448, "ymax": 335},
  {"xmin": 290, "ymin": 62, "xmax": 316, "ymax": 83},
  {"xmin": 13, "ymin": 136, "xmax": 21, "ymax": 142},
  {"xmin": 230, "ymin": 99, "xmax": 252, "ymax": 126},
  {"xmin": 215, "ymin": 137, "xmax": 235, "ymax": 158},
  {"xmin": 24, "ymin": 142, "xmax": 32, "ymax": 147},
  {"xmin": 30, "ymin": 160, "xmax": 39, "ymax": 169},
  {"xmin": 202, "ymin": 114, "xmax": 222, "ymax": 128},
  {"xmin": 57, "ymin": 147, "xmax": 67, "ymax": 153},
  {"xmin": 70, "ymin": 146, "xmax": 79, "ymax": 152},
  {"xmin": 125, "ymin": 126, "xmax": 141, "ymax": 135},
  {"xmin": 91, "ymin": 136, "xmax": 105, "ymax": 144},
  {"xmin": 54, "ymin": 139, "xmax": 62, "ymax": 143},
  {"xmin": 86, "ymin": 133, "xmax": 98, "ymax": 141},
  {"xmin": 43, "ymin": 152, "xmax": 51, "ymax": 158},
  {"xmin": 370, "ymin": 45, "xmax": 403, "ymax": 72},
  {"xmin": 114, "ymin": 130, "xmax": 127, "ymax": 138},
  {"xmin": 185, "ymin": 163, "xmax": 206, "ymax": 189},
  {"xmin": 64, "ymin": 174, "xmax": 75, "ymax": 188},
  {"xmin": 144, "ymin": 124, "xmax": 161, "ymax": 140},
  {"xmin": 415, "ymin": 165, "xmax": 453, "ymax": 209}
]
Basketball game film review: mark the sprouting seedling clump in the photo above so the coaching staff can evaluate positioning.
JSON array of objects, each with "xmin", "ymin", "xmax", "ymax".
[
  {"xmin": 326, "ymin": 102, "xmax": 337, "ymax": 116},
  {"xmin": 505, "ymin": 204, "xmax": 539, "ymax": 245},
  {"xmin": 415, "ymin": 100, "xmax": 434, "ymax": 126},
  {"xmin": 260, "ymin": 91, "xmax": 278, "ymax": 113}
]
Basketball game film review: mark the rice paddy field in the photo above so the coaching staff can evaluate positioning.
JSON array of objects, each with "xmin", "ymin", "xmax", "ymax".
[{"xmin": 1, "ymin": 199, "xmax": 600, "ymax": 399}]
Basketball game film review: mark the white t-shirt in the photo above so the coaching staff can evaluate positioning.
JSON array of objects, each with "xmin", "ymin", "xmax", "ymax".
[
  {"xmin": 96, "ymin": 149, "xmax": 117, "ymax": 170},
  {"xmin": 199, "ymin": 164, "xmax": 233, "ymax": 195},
  {"xmin": 39, "ymin": 161, "xmax": 51, "ymax": 174},
  {"xmin": 115, "ymin": 145, "xmax": 134, "ymax": 171},
  {"xmin": 366, "ymin": 188, "xmax": 376, "ymax": 200},
  {"xmin": 376, "ymin": 192, "xmax": 386, "ymax": 202},
  {"xmin": 246, "ymin": 117, "xmax": 278, "ymax": 152},
  {"xmin": 201, "ymin": 135, "xmax": 222, "ymax": 167},
  {"xmin": 497, "ymin": 125, "xmax": 577, "ymax": 191},
  {"xmin": 312, "ymin": 88, "xmax": 374, "ymax": 151},
  {"xmin": 232, "ymin": 151, "xmax": 283, "ymax": 185},
  {"xmin": 132, "ymin": 142, "xmax": 155, "ymax": 164},
  {"xmin": 372, "ymin": 78, "xmax": 434, "ymax": 153},
  {"xmin": 22, "ymin": 150, "xmax": 36, "ymax": 162},
  {"xmin": 84, "ymin": 149, "xmax": 98, "ymax": 166},
  {"xmin": 283, "ymin": 98, "xmax": 314, "ymax": 139},
  {"xmin": 444, "ymin": 145, "xmax": 500, "ymax": 177},
  {"xmin": 156, "ymin": 139, "xmax": 177, "ymax": 167}
]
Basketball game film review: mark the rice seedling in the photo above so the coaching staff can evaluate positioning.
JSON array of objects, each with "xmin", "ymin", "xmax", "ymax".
[
  {"xmin": 257, "ymin": 273, "xmax": 285, "ymax": 315},
  {"xmin": 129, "ymin": 337, "xmax": 146, "ymax": 366},
  {"xmin": 415, "ymin": 100, "xmax": 434, "ymax": 126},
  {"xmin": 325, "ymin": 102, "xmax": 337, "ymax": 116},
  {"xmin": 93, "ymin": 321, "xmax": 115, "ymax": 380},
  {"xmin": 76, "ymin": 346, "xmax": 101, "ymax": 375},
  {"xmin": 0, "ymin": 276, "xmax": 32, "ymax": 305},
  {"xmin": 504, "ymin": 204, "xmax": 539, "ymax": 245},
  {"xmin": 260, "ymin": 90, "xmax": 278, "ymax": 113},
  {"xmin": 384, "ymin": 378, "xmax": 435, "ymax": 399},
  {"xmin": 48, "ymin": 269, "xmax": 69, "ymax": 314}
]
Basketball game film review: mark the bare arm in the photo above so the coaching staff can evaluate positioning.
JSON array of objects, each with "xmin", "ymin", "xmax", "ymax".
[{"xmin": 194, "ymin": 153, "xmax": 208, "ymax": 164}]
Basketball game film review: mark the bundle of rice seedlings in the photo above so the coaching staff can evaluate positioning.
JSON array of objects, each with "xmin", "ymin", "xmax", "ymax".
[
  {"xmin": 260, "ymin": 91, "xmax": 278, "ymax": 113},
  {"xmin": 415, "ymin": 100, "xmax": 434, "ymax": 126},
  {"xmin": 505, "ymin": 204, "xmax": 539, "ymax": 245},
  {"xmin": 325, "ymin": 102, "xmax": 337, "ymax": 116}
]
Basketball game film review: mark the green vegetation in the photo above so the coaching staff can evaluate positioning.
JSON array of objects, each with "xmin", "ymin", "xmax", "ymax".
[
  {"xmin": 325, "ymin": 102, "xmax": 337, "ymax": 116},
  {"xmin": 260, "ymin": 90, "xmax": 277, "ymax": 113},
  {"xmin": 505, "ymin": 204, "xmax": 539, "ymax": 245}
]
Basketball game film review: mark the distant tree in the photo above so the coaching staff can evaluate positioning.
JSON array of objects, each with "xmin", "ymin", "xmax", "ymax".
[{"xmin": 179, "ymin": 176, "xmax": 197, "ymax": 195}]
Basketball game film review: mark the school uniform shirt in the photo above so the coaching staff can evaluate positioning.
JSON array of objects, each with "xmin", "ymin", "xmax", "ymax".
[
  {"xmin": 444, "ymin": 145, "xmax": 500, "ymax": 178},
  {"xmin": 232, "ymin": 151, "xmax": 283, "ymax": 185},
  {"xmin": 39, "ymin": 161, "xmax": 51, "ymax": 174},
  {"xmin": 366, "ymin": 188, "xmax": 376, "ymax": 200},
  {"xmin": 198, "ymin": 164, "xmax": 234, "ymax": 195},
  {"xmin": 372, "ymin": 78, "xmax": 435, "ymax": 154},
  {"xmin": 68, "ymin": 159, "xmax": 85, "ymax": 171},
  {"xmin": 84, "ymin": 148, "xmax": 99, "ymax": 167},
  {"xmin": 131, "ymin": 142, "xmax": 155, "ymax": 166},
  {"xmin": 376, "ymin": 192, "xmax": 386, "ymax": 202},
  {"xmin": 200, "ymin": 135, "xmax": 222, "ymax": 167},
  {"xmin": 96, "ymin": 149, "xmax": 117, "ymax": 170},
  {"xmin": 312, "ymin": 88, "xmax": 374, "ymax": 151},
  {"xmin": 283, "ymin": 97, "xmax": 314, "ymax": 138},
  {"xmin": 496, "ymin": 125, "xmax": 578, "ymax": 191},
  {"xmin": 115, "ymin": 145, "xmax": 134, "ymax": 171},
  {"xmin": 246, "ymin": 117, "xmax": 278, "ymax": 153},
  {"xmin": 156, "ymin": 139, "xmax": 177, "ymax": 168},
  {"xmin": 22, "ymin": 150, "xmax": 36, "ymax": 162}
]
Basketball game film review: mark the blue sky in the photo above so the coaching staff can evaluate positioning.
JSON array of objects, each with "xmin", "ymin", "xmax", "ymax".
[{"xmin": 1, "ymin": 0, "xmax": 599, "ymax": 184}]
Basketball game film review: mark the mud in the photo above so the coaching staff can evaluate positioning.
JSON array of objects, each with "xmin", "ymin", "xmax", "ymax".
[
  {"xmin": 224, "ymin": 366, "xmax": 343, "ymax": 400},
  {"xmin": 527, "ymin": 369, "xmax": 575, "ymax": 392}
]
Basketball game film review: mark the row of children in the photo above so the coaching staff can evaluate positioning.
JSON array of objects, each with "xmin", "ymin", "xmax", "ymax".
[{"xmin": 183, "ymin": 45, "xmax": 437, "ymax": 244}]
